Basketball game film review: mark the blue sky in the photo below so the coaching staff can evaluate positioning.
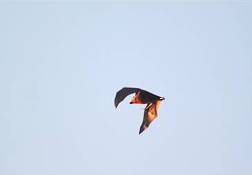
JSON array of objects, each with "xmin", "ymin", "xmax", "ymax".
[{"xmin": 0, "ymin": 2, "xmax": 251, "ymax": 175}]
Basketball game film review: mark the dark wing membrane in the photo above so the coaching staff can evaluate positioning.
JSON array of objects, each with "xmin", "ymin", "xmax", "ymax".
[
  {"xmin": 139, "ymin": 89, "xmax": 162, "ymax": 102},
  {"xmin": 114, "ymin": 87, "xmax": 140, "ymax": 108}
]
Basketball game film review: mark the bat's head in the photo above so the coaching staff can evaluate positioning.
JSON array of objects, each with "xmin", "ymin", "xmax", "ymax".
[{"xmin": 129, "ymin": 91, "xmax": 144, "ymax": 104}]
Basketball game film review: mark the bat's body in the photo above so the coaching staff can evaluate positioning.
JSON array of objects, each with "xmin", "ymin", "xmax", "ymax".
[{"xmin": 114, "ymin": 87, "xmax": 165, "ymax": 134}]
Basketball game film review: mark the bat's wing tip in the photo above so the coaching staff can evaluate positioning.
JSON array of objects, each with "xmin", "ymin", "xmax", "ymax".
[
  {"xmin": 114, "ymin": 100, "xmax": 119, "ymax": 108},
  {"xmin": 139, "ymin": 124, "xmax": 146, "ymax": 134}
]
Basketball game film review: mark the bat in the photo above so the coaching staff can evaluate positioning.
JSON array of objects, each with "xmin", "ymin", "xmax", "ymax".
[{"xmin": 114, "ymin": 87, "xmax": 165, "ymax": 134}]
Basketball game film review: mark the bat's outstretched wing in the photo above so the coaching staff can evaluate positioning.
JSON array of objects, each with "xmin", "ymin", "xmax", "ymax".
[
  {"xmin": 139, "ymin": 102, "xmax": 159, "ymax": 134},
  {"xmin": 114, "ymin": 87, "xmax": 140, "ymax": 108}
]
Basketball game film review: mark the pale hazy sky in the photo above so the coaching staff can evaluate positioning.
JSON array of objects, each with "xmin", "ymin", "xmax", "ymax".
[{"xmin": 0, "ymin": 2, "xmax": 251, "ymax": 175}]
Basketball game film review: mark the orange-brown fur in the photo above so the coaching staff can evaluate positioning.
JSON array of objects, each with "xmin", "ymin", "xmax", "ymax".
[{"xmin": 130, "ymin": 91, "xmax": 144, "ymax": 104}]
